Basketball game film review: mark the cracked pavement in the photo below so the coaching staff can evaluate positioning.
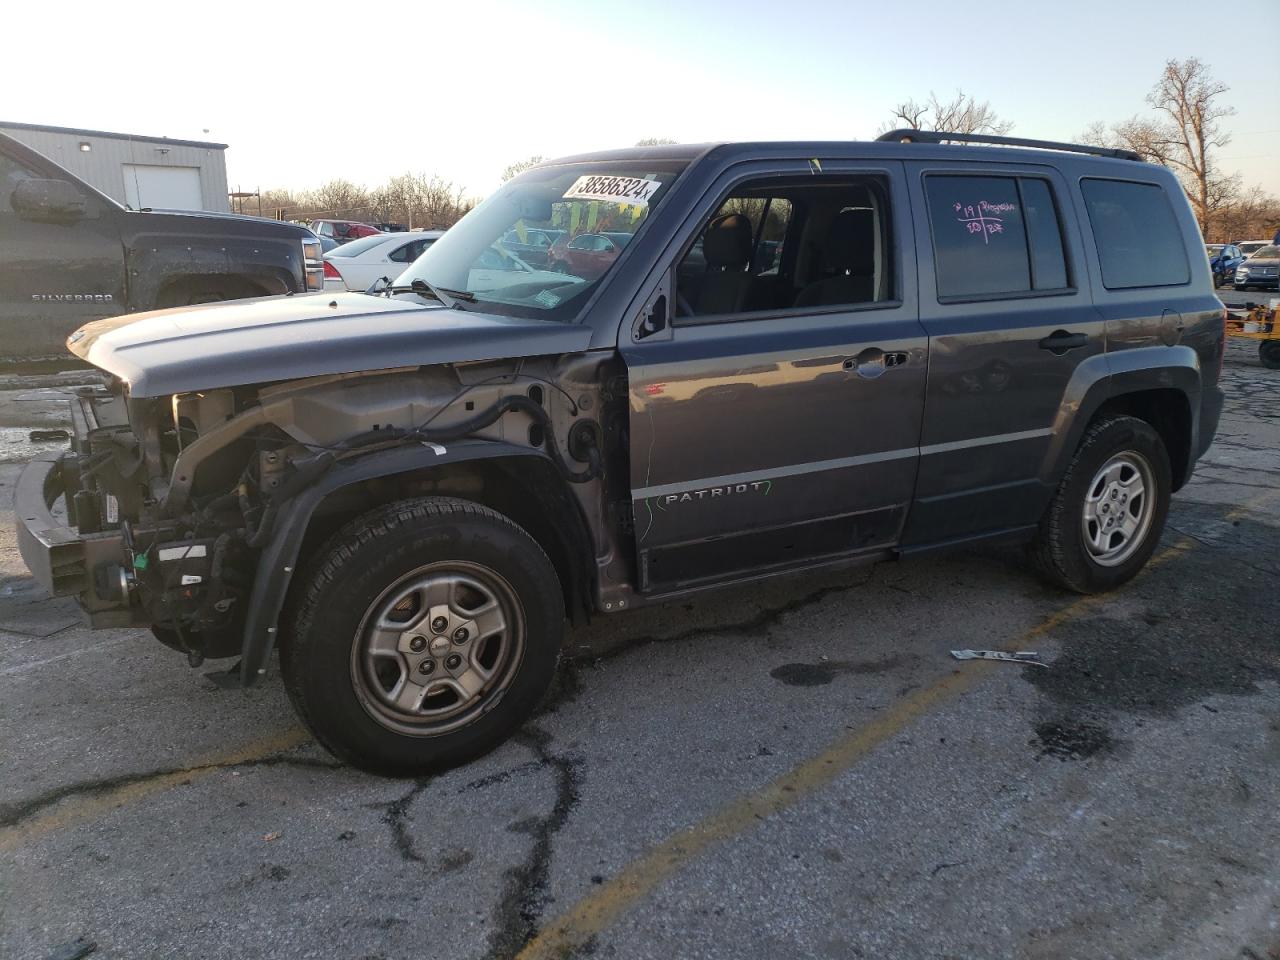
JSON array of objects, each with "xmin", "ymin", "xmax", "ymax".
[{"xmin": 3, "ymin": 311, "xmax": 1280, "ymax": 959}]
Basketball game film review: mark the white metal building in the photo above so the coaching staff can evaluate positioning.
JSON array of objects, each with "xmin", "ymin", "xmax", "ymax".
[{"xmin": 0, "ymin": 121, "xmax": 230, "ymax": 213}]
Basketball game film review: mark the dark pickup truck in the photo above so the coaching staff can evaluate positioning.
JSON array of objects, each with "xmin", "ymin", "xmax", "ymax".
[
  {"xmin": 0, "ymin": 131, "xmax": 324, "ymax": 358},
  {"xmin": 16, "ymin": 132, "xmax": 1225, "ymax": 775}
]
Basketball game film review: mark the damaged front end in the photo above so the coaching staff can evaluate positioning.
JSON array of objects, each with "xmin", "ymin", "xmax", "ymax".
[
  {"xmin": 17, "ymin": 357, "xmax": 614, "ymax": 674},
  {"xmin": 19, "ymin": 377, "xmax": 268, "ymax": 664}
]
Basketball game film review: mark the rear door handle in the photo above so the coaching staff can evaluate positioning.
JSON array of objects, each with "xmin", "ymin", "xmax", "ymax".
[{"xmin": 1038, "ymin": 330, "xmax": 1089, "ymax": 355}]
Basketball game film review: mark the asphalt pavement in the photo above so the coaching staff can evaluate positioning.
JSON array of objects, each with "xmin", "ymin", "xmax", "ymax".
[{"xmin": 1, "ymin": 301, "xmax": 1278, "ymax": 960}]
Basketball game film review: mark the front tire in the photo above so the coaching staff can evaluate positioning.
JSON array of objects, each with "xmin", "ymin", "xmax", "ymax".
[
  {"xmin": 281, "ymin": 497, "xmax": 563, "ymax": 776},
  {"xmin": 1029, "ymin": 415, "xmax": 1171, "ymax": 594},
  {"xmin": 1260, "ymin": 340, "xmax": 1280, "ymax": 370}
]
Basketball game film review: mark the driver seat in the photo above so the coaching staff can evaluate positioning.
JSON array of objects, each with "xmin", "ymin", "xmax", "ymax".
[{"xmin": 694, "ymin": 213, "xmax": 753, "ymax": 315}]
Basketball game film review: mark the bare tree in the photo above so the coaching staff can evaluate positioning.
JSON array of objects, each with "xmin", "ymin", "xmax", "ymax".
[
  {"xmin": 635, "ymin": 137, "xmax": 677, "ymax": 146},
  {"xmin": 501, "ymin": 156, "xmax": 546, "ymax": 182},
  {"xmin": 1211, "ymin": 183, "xmax": 1280, "ymax": 242},
  {"xmin": 881, "ymin": 90, "xmax": 1013, "ymax": 136},
  {"xmin": 305, "ymin": 179, "xmax": 371, "ymax": 219},
  {"xmin": 1084, "ymin": 58, "xmax": 1237, "ymax": 235},
  {"xmin": 1146, "ymin": 57, "xmax": 1236, "ymax": 233},
  {"xmin": 256, "ymin": 172, "xmax": 474, "ymax": 230}
]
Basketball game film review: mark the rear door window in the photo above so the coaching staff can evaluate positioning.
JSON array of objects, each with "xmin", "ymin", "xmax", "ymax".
[
  {"xmin": 1080, "ymin": 179, "xmax": 1189, "ymax": 289},
  {"xmin": 924, "ymin": 175, "xmax": 1071, "ymax": 299}
]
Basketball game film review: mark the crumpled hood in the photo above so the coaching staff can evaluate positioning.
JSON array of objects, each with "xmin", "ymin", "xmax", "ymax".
[{"xmin": 67, "ymin": 292, "xmax": 593, "ymax": 397}]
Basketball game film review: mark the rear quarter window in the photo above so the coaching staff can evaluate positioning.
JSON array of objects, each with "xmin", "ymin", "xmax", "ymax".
[{"xmin": 1081, "ymin": 179, "xmax": 1189, "ymax": 289}]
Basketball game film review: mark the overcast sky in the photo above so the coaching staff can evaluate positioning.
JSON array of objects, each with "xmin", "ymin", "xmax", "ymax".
[{"xmin": 8, "ymin": 0, "xmax": 1278, "ymax": 200}]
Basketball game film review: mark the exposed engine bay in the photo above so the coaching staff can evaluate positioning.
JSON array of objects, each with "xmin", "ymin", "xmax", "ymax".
[{"xmin": 64, "ymin": 356, "xmax": 623, "ymax": 666}]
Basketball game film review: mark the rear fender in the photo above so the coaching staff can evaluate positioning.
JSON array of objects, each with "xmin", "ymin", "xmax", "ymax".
[
  {"xmin": 239, "ymin": 440, "xmax": 592, "ymax": 684},
  {"xmin": 127, "ymin": 236, "xmax": 301, "ymax": 306},
  {"xmin": 1040, "ymin": 345, "xmax": 1201, "ymax": 486}
]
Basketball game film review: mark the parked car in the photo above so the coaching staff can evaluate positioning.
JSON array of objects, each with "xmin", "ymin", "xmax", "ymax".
[
  {"xmin": 19, "ymin": 132, "xmax": 1224, "ymax": 775},
  {"xmin": 301, "ymin": 227, "xmax": 339, "ymax": 255},
  {"xmin": 309, "ymin": 219, "xmax": 382, "ymax": 244},
  {"xmin": 465, "ymin": 246, "xmax": 586, "ymax": 294},
  {"xmin": 499, "ymin": 227, "xmax": 561, "ymax": 267},
  {"xmin": 1206, "ymin": 244, "xmax": 1245, "ymax": 287},
  {"xmin": 323, "ymin": 231, "xmax": 444, "ymax": 292},
  {"xmin": 1235, "ymin": 240, "xmax": 1272, "ymax": 259},
  {"xmin": 548, "ymin": 231, "xmax": 627, "ymax": 279},
  {"xmin": 0, "ymin": 131, "xmax": 323, "ymax": 358},
  {"xmin": 1233, "ymin": 244, "xmax": 1280, "ymax": 291}
]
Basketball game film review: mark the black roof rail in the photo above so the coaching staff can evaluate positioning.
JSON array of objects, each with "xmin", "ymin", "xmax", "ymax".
[{"xmin": 875, "ymin": 128, "xmax": 1143, "ymax": 162}]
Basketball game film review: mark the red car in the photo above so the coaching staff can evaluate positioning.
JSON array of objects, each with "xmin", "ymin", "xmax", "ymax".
[
  {"xmin": 308, "ymin": 219, "xmax": 382, "ymax": 245},
  {"xmin": 548, "ymin": 231, "xmax": 630, "ymax": 279}
]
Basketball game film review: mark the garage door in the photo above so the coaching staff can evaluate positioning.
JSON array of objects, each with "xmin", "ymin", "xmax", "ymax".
[{"xmin": 122, "ymin": 164, "xmax": 203, "ymax": 211}]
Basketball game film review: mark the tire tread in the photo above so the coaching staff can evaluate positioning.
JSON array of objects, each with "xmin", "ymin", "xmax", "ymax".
[{"xmin": 281, "ymin": 496, "xmax": 558, "ymax": 773}]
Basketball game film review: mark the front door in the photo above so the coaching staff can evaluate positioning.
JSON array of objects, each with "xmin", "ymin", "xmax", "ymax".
[
  {"xmin": 900, "ymin": 162, "xmax": 1104, "ymax": 546},
  {"xmin": 621, "ymin": 161, "xmax": 927, "ymax": 593},
  {"xmin": 0, "ymin": 143, "xmax": 126, "ymax": 357}
]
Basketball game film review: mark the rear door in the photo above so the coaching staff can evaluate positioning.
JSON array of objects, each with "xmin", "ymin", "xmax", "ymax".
[
  {"xmin": 0, "ymin": 142, "xmax": 125, "ymax": 357},
  {"xmin": 901, "ymin": 162, "xmax": 1101, "ymax": 546},
  {"xmin": 621, "ymin": 159, "xmax": 927, "ymax": 593}
]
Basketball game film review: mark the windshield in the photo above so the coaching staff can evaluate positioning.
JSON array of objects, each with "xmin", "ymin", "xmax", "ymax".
[
  {"xmin": 393, "ymin": 160, "xmax": 687, "ymax": 320},
  {"xmin": 1206, "ymin": 245, "xmax": 1224, "ymax": 256},
  {"xmin": 1249, "ymin": 245, "xmax": 1279, "ymax": 259}
]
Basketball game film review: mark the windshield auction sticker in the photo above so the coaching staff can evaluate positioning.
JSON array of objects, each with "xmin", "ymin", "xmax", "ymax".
[{"xmin": 563, "ymin": 175, "xmax": 663, "ymax": 206}]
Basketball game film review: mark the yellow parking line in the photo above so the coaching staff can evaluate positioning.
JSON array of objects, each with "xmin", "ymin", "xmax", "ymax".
[
  {"xmin": 517, "ymin": 487, "xmax": 1279, "ymax": 959},
  {"xmin": 0, "ymin": 727, "xmax": 308, "ymax": 854}
]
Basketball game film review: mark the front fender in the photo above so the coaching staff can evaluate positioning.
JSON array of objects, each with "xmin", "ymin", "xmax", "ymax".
[
  {"xmin": 239, "ymin": 440, "xmax": 557, "ymax": 684},
  {"xmin": 1040, "ymin": 345, "xmax": 1202, "ymax": 485}
]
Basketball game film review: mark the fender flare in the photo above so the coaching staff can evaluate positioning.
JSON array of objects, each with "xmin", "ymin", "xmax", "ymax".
[
  {"xmin": 238, "ymin": 440, "xmax": 590, "ymax": 684},
  {"xmin": 128, "ymin": 236, "xmax": 302, "ymax": 306},
  {"xmin": 1039, "ymin": 344, "xmax": 1202, "ymax": 486}
]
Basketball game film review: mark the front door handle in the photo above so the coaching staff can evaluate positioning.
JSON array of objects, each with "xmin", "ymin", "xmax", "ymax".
[
  {"xmin": 843, "ymin": 348, "xmax": 910, "ymax": 379},
  {"xmin": 1038, "ymin": 330, "xmax": 1089, "ymax": 355}
]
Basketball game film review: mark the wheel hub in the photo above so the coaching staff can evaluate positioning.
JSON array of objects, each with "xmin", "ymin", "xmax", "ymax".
[
  {"xmin": 351, "ymin": 564, "xmax": 525, "ymax": 736},
  {"xmin": 1080, "ymin": 452, "xmax": 1155, "ymax": 567}
]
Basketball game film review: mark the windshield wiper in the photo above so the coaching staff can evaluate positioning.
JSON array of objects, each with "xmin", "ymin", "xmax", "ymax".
[
  {"xmin": 433, "ymin": 285, "xmax": 477, "ymax": 303},
  {"xmin": 378, "ymin": 277, "xmax": 472, "ymax": 308}
]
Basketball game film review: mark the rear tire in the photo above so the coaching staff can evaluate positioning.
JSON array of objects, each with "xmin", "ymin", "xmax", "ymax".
[
  {"xmin": 1261, "ymin": 340, "xmax": 1280, "ymax": 370},
  {"xmin": 1029, "ymin": 415, "xmax": 1171, "ymax": 594},
  {"xmin": 280, "ymin": 497, "xmax": 563, "ymax": 776}
]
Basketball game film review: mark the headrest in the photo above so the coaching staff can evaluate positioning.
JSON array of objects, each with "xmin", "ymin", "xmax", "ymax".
[
  {"xmin": 825, "ymin": 208, "xmax": 875, "ymax": 274},
  {"xmin": 703, "ymin": 213, "xmax": 752, "ymax": 269}
]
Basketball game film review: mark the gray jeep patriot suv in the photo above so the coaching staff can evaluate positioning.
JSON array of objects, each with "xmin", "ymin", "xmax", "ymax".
[{"xmin": 16, "ymin": 131, "xmax": 1225, "ymax": 774}]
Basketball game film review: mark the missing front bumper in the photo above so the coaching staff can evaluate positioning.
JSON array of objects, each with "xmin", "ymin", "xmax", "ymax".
[{"xmin": 15, "ymin": 453, "xmax": 86, "ymax": 597}]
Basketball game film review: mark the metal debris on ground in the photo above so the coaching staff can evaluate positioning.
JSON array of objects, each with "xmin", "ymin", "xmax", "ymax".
[{"xmin": 950, "ymin": 649, "xmax": 1047, "ymax": 667}]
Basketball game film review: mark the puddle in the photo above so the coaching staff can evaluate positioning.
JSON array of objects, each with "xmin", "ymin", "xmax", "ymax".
[
  {"xmin": 1033, "ymin": 718, "xmax": 1117, "ymax": 761},
  {"xmin": 0, "ymin": 427, "xmax": 70, "ymax": 464},
  {"xmin": 770, "ymin": 655, "xmax": 904, "ymax": 687}
]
